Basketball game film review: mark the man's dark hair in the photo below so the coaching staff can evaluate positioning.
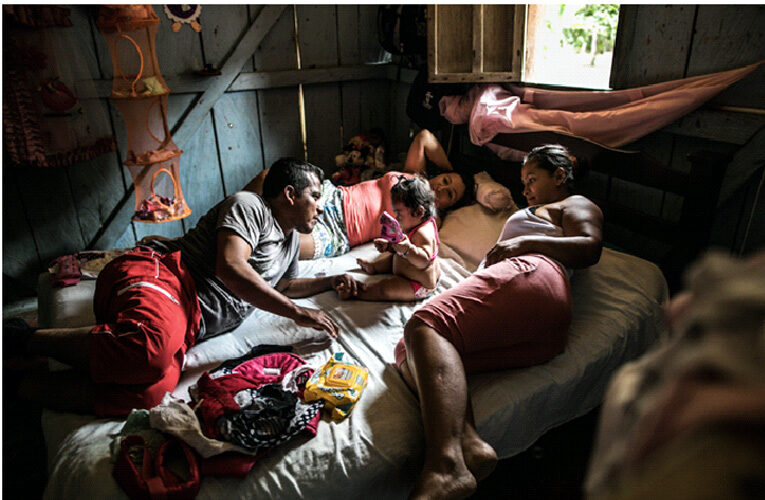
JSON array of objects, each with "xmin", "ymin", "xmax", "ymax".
[
  {"xmin": 391, "ymin": 175, "xmax": 436, "ymax": 220},
  {"xmin": 524, "ymin": 144, "xmax": 576, "ymax": 190},
  {"xmin": 261, "ymin": 158, "xmax": 324, "ymax": 199}
]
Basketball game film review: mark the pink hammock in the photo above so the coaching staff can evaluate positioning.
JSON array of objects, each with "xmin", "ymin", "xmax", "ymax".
[{"xmin": 439, "ymin": 62, "xmax": 762, "ymax": 160}]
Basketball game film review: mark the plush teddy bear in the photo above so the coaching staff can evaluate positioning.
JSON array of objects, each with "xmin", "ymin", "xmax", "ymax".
[{"xmin": 332, "ymin": 130, "xmax": 389, "ymax": 185}]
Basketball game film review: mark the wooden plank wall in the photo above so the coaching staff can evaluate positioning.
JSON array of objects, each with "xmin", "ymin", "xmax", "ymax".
[
  {"xmin": 610, "ymin": 5, "xmax": 765, "ymax": 261},
  {"xmin": 3, "ymin": 5, "xmax": 390, "ymax": 298}
]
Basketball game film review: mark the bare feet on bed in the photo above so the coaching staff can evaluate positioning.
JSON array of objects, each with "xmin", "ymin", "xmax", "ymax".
[
  {"xmin": 409, "ymin": 459, "xmax": 477, "ymax": 500},
  {"xmin": 461, "ymin": 426, "xmax": 497, "ymax": 482}
]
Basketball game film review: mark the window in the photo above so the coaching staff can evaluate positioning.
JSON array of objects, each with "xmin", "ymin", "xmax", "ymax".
[
  {"xmin": 427, "ymin": 4, "xmax": 619, "ymax": 89},
  {"xmin": 525, "ymin": 4, "xmax": 619, "ymax": 89}
]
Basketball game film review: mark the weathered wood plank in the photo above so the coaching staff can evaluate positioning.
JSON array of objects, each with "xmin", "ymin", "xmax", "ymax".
[
  {"xmin": 65, "ymin": 7, "xmax": 132, "ymax": 251},
  {"xmin": 298, "ymin": 5, "xmax": 343, "ymax": 173},
  {"xmin": 213, "ymin": 91, "xmax": 265, "ymax": 194},
  {"xmin": 254, "ymin": 6, "xmax": 302, "ymax": 166},
  {"xmin": 610, "ymin": 5, "xmax": 696, "ymax": 88},
  {"xmin": 663, "ymin": 109, "xmax": 765, "ymax": 145},
  {"xmin": 155, "ymin": 5, "xmax": 204, "ymax": 77},
  {"xmin": 83, "ymin": 65, "xmax": 390, "ymax": 97},
  {"xmin": 736, "ymin": 168, "xmax": 765, "ymax": 254},
  {"xmin": 358, "ymin": 5, "xmax": 385, "ymax": 64},
  {"xmin": 2, "ymin": 169, "xmax": 42, "ymax": 291},
  {"xmin": 337, "ymin": 5, "xmax": 362, "ymax": 145},
  {"xmin": 389, "ymin": 81, "xmax": 413, "ymax": 160},
  {"xmin": 14, "ymin": 166, "xmax": 86, "ymax": 266},
  {"xmin": 687, "ymin": 5, "xmax": 765, "ymax": 109},
  {"xmin": 172, "ymin": 5, "xmax": 287, "ymax": 151},
  {"xmin": 173, "ymin": 103, "xmax": 225, "ymax": 231},
  {"xmin": 361, "ymin": 80, "xmax": 391, "ymax": 140},
  {"xmin": 718, "ymin": 126, "xmax": 765, "ymax": 205},
  {"xmin": 200, "ymin": 4, "xmax": 251, "ymax": 71}
]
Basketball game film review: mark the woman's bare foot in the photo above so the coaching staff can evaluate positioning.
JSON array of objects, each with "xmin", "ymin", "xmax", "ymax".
[
  {"xmin": 461, "ymin": 430, "xmax": 497, "ymax": 482},
  {"xmin": 410, "ymin": 460, "xmax": 477, "ymax": 500}
]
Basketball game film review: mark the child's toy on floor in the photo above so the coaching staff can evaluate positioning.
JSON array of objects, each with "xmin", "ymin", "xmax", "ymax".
[{"xmin": 304, "ymin": 352, "xmax": 369, "ymax": 421}]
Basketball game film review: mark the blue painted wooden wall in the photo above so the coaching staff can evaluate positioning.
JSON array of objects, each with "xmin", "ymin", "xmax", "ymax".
[{"xmin": 3, "ymin": 5, "xmax": 400, "ymax": 297}]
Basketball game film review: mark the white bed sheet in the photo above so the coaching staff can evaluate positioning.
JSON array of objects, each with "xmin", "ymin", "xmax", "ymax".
[{"xmin": 39, "ymin": 244, "xmax": 667, "ymax": 499}]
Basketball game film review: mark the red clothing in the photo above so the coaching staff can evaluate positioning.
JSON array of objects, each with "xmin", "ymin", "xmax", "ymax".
[
  {"xmin": 89, "ymin": 248, "xmax": 201, "ymax": 417},
  {"xmin": 396, "ymin": 254, "xmax": 571, "ymax": 373},
  {"xmin": 341, "ymin": 171, "xmax": 415, "ymax": 246}
]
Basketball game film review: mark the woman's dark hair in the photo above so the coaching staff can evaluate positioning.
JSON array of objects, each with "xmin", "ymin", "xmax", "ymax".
[
  {"xmin": 262, "ymin": 158, "xmax": 324, "ymax": 200},
  {"xmin": 391, "ymin": 175, "xmax": 436, "ymax": 220},
  {"xmin": 451, "ymin": 169, "xmax": 475, "ymax": 210},
  {"xmin": 524, "ymin": 144, "xmax": 576, "ymax": 190}
]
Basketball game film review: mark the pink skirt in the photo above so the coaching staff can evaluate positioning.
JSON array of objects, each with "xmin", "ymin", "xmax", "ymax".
[{"xmin": 395, "ymin": 254, "xmax": 572, "ymax": 373}]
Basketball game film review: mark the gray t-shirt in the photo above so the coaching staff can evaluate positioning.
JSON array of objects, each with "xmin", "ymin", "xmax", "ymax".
[{"xmin": 147, "ymin": 191, "xmax": 299, "ymax": 340}]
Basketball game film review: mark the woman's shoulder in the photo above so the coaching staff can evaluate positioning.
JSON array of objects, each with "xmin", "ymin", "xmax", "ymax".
[{"xmin": 561, "ymin": 194, "xmax": 603, "ymax": 220}]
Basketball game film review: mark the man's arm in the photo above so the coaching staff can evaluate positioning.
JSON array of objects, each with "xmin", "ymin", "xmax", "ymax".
[
  {"xmin": 276, "ymin": 274, "xmax": 363, "ymax": 298},
  {"xmin": 214, "ymin": 229, "xmax": 340, "ymax": 337}
]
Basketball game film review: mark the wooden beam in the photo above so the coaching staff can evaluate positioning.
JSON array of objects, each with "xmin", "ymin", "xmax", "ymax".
[
  {"xmin": 171, "ymin": 5, "xmax": 287, "ymax": 149},
  {"xmin": 230, "ymin": 65, "xmax": 388, "ymax": 91},
  {"xmin": 82, "ymin": 63, "xmax": 411, "ymax": 98}
]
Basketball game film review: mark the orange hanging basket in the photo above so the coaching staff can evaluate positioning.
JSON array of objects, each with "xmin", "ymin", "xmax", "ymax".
[{"xmin": 97, "ymin": 4, "xmax": 191, "ymax": 223}]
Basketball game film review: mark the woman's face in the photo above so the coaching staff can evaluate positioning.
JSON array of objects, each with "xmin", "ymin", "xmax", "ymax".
[
  {"xmin": 429, "ymin": 173, "xmax": 466, "ymax": 211},
  {"xmin": 521, "ymin": 161, "xmax": 567, "ymax": 206}
]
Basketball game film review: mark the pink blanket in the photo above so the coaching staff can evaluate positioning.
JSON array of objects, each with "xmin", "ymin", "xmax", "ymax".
[{"xmin": 439, "ymin": 62, "xmax": 761, "ymax": 160}]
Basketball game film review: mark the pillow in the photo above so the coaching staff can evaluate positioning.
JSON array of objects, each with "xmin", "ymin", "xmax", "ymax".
[
  {"xmin": 439, "ymin": 203, "xmax": 516, "ymax": 271},
  {"xmin": 474, "ymin": 171, "xmax": 518, "ymax": 212}
]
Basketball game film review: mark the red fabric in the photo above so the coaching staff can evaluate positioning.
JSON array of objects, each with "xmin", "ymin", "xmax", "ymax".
[
  {"xmin": 194, "ymin": 352, "xmax": 315, "ymax": 440},
  {"xmin": 341, "ymin": 171, "xmax": 416, "ymax": 246},
  {"xmin": 396, "ymin": 254, "xmax": 571, "ymax": 373},
  {"xmin": 113, "ymin": 435, "xmax": 201, "ymax": 500},
  {"xmin": 89, "ymin": 248, "xmax": 201, "ymax": 417}
]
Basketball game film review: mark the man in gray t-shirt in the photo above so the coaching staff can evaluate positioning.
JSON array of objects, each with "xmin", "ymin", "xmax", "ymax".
[
  {"xmin": 13, "ymin": 159, "xmax": 366, "ymax": 417},
  {"xmin": 147, "ymin": 191, "xmax": 302, "ymax": 339},
  {"xmin": 150, "ymin": 157, "xmax": 368, "ymax": 340}
]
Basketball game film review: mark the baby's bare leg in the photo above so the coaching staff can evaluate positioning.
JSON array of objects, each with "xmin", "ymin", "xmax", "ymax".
[{"xmin": 342, "ymin": 276, "xmax": 416, "ymax": 301}]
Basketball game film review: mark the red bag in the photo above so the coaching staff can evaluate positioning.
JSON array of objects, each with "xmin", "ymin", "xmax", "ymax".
[{"xmin": 113, "ymin": 435, "xmax": 201, "ymax": 500}]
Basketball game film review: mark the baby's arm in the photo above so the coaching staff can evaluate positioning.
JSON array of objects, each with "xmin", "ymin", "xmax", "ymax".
[{"xmin": 390, "ymin": 229, "xmax": 437, "ymax": 270}]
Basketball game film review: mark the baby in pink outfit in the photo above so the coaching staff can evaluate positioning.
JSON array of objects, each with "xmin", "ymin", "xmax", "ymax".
[{"xmin": 337, "ymin": 176, "xmax": 441, "ymax": 301}]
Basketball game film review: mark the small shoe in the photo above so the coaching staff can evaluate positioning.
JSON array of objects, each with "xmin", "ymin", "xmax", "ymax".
[{"xmin": 3, "ymin": 318, "xmax": 36, "ymax": 359}]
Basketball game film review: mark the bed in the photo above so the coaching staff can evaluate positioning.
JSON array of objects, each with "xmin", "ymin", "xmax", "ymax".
[
  {"xmin": 37, "ymin": 134, "xmax": 725, "ymax": 498},
  {"xmin": 39, "ymin": 247, "xmax": 667, "ymax": 498}
]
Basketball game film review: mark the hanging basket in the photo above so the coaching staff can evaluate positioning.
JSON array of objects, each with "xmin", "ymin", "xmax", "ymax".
[{"xmin": 133, "ymin": 167, "xmax": 191, "ymax": 223}]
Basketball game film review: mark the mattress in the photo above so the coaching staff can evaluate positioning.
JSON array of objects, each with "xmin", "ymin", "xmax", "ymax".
[{"xmin": 39, "ymin": 243, "xmax": 668, "ymax": 499}]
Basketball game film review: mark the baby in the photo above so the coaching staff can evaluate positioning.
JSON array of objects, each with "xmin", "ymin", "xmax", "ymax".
[{"xmin": 337, "ymin": 176, "xmax": 441, "ymax": 301}]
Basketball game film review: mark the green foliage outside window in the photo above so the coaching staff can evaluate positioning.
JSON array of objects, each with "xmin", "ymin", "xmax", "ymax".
[{"xmin": 559, "ymin": 4, "xmax": 619, "ymax": 64}]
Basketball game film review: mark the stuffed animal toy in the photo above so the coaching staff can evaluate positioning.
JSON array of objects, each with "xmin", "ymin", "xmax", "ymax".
[
  {"xmin": 332, "ymin": 130, "xmax": 390, "ymax": 185},
  {"xmin": 333, "ymin": 134, "xmax": 375, "ymax": 186}
]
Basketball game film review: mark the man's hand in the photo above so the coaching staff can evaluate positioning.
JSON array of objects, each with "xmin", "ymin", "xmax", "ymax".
[
  {"xmin": 485, "ymin": 237, "xmax": 527, "ymax": 267},
  {"xmin": 293, "ymin": 306, "xmax": 340, "ymax": 338},
  {"xmin": 332, "ymin": 273, "xmax": 366, "ymax": 297},
  {"xmin": 357, "ymin": 258, "xmax": 376, "ymax": 275}
]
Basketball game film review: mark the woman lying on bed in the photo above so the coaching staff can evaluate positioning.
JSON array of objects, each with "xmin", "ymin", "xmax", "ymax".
[
  {"xmin": 244, "ymin": 130, "xmax": 474, "ymax": 260},
  {"xmin": 395, "ymin": 144, "xmax": 604, "ymax": 499}
]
